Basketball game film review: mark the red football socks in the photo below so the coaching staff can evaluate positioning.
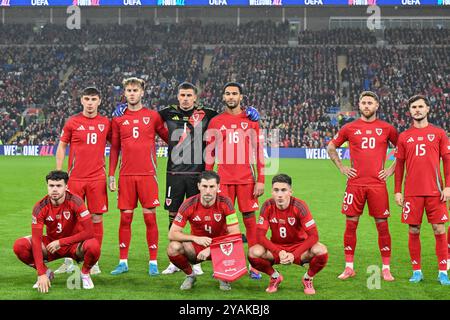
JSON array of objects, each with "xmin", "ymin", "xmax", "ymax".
[
  {"xmin": 144, "ymin": 213, "xmax": 159, "ymax": 261},
  {"xmin": 119, "ymin": 211, "xmax": 133, "ymax": 260},
  {"xmin": 409, "ymin": 232, "xmax": 421, "ymax": 271}
]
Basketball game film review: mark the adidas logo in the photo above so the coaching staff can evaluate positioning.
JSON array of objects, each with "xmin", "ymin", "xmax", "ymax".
[
  {"xmin": 411, "ymin": 260, "xmax": 418, "ymax": 265},
  {"xmin": 77, "ymin": 125, "xmax": 86, "ymax": 131},
  {"xmin": 119, "ymin": 243, "xmax": 127, "ymax": 248},
  {"xmin": 381, "ymin": 246, "xmax": 390, "ymax": 252},
  {"xmin": 46, "ymin": 216, "xmax": 54, "ymax": 222},
  {"xmin": 439, "ymin": 260, "xmax": 447, "ymax": 265},
  {"xmin": 149, "ymin": 244, "xmax": 157, "ymax": 249},
  {"xmin": 153, "ymin": 200, "xmax": 160, "ymax": 206},
  {"xmin": 344, "ymin": 246, "xmax": 353, "ymax": 251},
  {"xmin": 354, "ymin": 130, "xmax": 362, "ymax": 135},
  {"xmin": 122, "ymin": 120, "xmax": 130, "ymax": 126},
  {"xmin": 407, "ymin": 137, "xmax": 414, "ymax": 143},
  {"xmin": 102, "ymin": 205, "xmax": 107, "ymax": 211},
  {"xmin": 252, "ymin": 203, "xmax": 259, "ymax": 209},
  {"xmin": 220, "ymin": 125, "xmax": 227, "ymax": 131},
  {"xmin": 441, "ymin": 215, "xmax": 448, "ymax": 221},
  {"xmin": 383, "ymin": 210, "xmax": 390, "ymax": 216},
  {"xmin": 193, "ymin": 216, "xmax": 201, "ymax": 222},
  {"xmin": 270, "ymin": 218, "xmax": 278, "ymax": 223}
]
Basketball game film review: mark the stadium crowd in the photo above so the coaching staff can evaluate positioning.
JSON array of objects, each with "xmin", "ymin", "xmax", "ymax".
[{"xmin": 1, "ymin": 23, "xmax": 449, "ymax": 147}]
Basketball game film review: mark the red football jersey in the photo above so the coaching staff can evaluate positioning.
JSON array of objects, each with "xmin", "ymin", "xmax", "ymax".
[
  {"xmin": 206, "ymin": 111, "xmax": 264, "ymax": 184},
  {"xmin": 31, "ymin": 192, "xmax": 91, "ymax": 242},
  {"xmin": 331, "ymin": 118, "xmax": 398, "ymax": 186},
  {"xmin": 109, "ymin": 108, "xmax": 168, "ymax": 176},
  {"xmin": 257, "ymin": 197, "xmax": 316, "ymax": 245},
  {"xmin": 60, "ymin": 113, "xmax": 111, "ymax": 181},
  {"xmin": 173, "ymin": 194, "xmax": 237, "ymax": 238},
  {"xmin": 395, "ymin": 124, "xmax": 450, "ymax": 197}
]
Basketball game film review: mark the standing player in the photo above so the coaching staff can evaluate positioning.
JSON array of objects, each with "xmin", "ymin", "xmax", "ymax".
[
  {"xmin": 327, "ymin": 91, "xmax": 398, "ymax": 281},
  {"xmin": 12, "ymin": 171, "xmax": 100, "ymax": 292},
  {"xmin": 249, "ymin": 174, "xmax": 328, "ymax": 295},
  {"xmin": 167, "ymin": 171, "xmax": 241, "ymax": 291},
  {"xmin": 54, "ymin": 87, "xmax": 110, "ymax": 275},
  {"xmin": 109, "ymin": 77, "xmax": 168, "ymax": 276},
  {"xmin": 205, "ymin": 82, "xmax": 265, "ymax": 279},
  {"xmin": 394, "ymin": 94, "xmax": 450, "ymax": 285}
]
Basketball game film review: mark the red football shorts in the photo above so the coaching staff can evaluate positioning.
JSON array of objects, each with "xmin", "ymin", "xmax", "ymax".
[
  {"xmin": 118, "ymin": 175, "xmax": 160, "ymax": 210},
  {"xmin": 42, "ymin": 236, "xmax": 83, "ymax": 262},
  {"xmin": 401, "ymin": 196, "xmax": 448, "ymax": 225},
  {"xmin": 270, "ymin": 242, "xmax": 309, "ymax": 266},
  {"xmin": 341, "ymin": 185, "xmax": 390, "ymax": 218},
  {"xmin": 219, "ymin": 184, "xmax": 259, "ymax": 212},
  {"xmin": 68, "ymin": 179, "xmax": 108, "ymax": 214}
]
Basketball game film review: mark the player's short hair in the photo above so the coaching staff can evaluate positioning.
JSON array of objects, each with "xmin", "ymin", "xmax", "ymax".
[
  {"xmin": 178, "ymin": 82, "xmax": 198, "ymax": 95},
  {"xmin": 272, "ymin": 174, "xmax": 292, "ymax": 187},
  {"xmin": 359, "ymin": 91, "xmax": 379, "ymax": 103},
  {"xmin": 408, "ymin": 94, "xmax": 430, "ymax": 108},
  {"xmin": 222, "ymin": 82, "xmax": 243, "ymax": 95},
  {"xmin": 81, "ymin": 86, "xmax": 101, "ymax": 97},
  {"xmin": 122, "ymin": 77, "xmax": 145, "ymax": 90},
  {"xmin": 198, "ymin": 171, "xmax": 220, "ymax": 184},
  {"xmin": 46, "ymin": 170, "xmax": 69, "ymax": 184}
]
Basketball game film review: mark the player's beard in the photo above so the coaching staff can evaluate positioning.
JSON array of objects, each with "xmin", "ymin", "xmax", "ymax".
[
  {"xmin": 361, "ymin": 109, "xmax": 376, "ymax": 120},
  {"xmin": 412, "ymin": 115, "xmax": 427, "ymax": 122},
  {"xmin": 202, "ymin": 194, "xmax": 215, "ymax": 206},
  {"xmin": 50, "ymin": 192, "xmax": 65, "ymax": 204},
  {"xmin": 225, "ymin": 101, "xmax": 239, "ymax": 109}
]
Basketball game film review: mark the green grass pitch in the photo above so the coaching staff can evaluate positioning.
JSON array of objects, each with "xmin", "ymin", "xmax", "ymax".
[{"xmin": 0, "ymin": 156, "xmax": 447, "ymax": 300}]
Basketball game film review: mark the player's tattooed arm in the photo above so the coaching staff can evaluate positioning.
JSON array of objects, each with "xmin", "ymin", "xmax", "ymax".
[{"xmin": 327, "ymin": 142, "xmax": 357, "ymax": 178}]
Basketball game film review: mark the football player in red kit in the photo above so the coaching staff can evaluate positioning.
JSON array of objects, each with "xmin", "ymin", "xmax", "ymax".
[
  {"xmin": 327, "ymin": 91, "xmax": 398, "ymax": 281},
  {"xmin": 394, "ymin": 94, "xmax": 450, "ymax": 285},
  {"xmin": 205, "ymin": 82, "xmax": 265, "ymax": 279},
  {"xmin": 55, "ymin": 86, "xmax": 110, "ymax": 275},
  {"xmin": 249, "ymin": 174, "xmax": 328, "ymax": 295},
  {"xmin": 167, "ymin": 171, "xmax": 241, "ymax": 291},
  {"xmin": 109, "ymin": 77, "xmax": 168, "ymax": 276},
  {"xmin": 12, "ymin": 171, "xmax": 100, "ymax": 292}
]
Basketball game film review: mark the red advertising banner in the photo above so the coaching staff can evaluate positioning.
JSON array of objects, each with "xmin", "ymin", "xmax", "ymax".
[{"xmin": 210, "ymin": 233, "xmax": 248, "ymax": 282}]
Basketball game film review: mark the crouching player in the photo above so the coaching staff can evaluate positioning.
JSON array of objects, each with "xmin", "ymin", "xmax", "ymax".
[
  {"xmin": 249, "ymin": 174, "xmax": 328, "ymax": 295},
  {"xmin": 12, "ymin": 171, "xmax": 100, "ymax": 293},
  {"xmin": 167, "ymin": 171, "xmax": 241, "ymax": 291}
]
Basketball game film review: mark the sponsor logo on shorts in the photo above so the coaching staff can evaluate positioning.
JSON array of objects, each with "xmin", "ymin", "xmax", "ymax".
[
  {"xmin": 383, "ymin": 210, "xmax": 390, "ymax": 216},
  {"xmin": 214, "ymin": 213, "xmax": 222, "ymax": 222},
  {"xmin": 63, "ymin": 211, "xmax": 71, "ymax": 220},
  {"xmin": 441, "ymin": 215, "xmax": 448, "ymax": 221},
  {"xmin": 220, "ymin": 243, "xmax": 233, "ymax": 256},
  {"xmin": 252, "ymin": 203, "xmax": 259, "ymax": 209},
  {"xmin": 102, "ymin": 205, "xmax": 107, "ymax": 211},
  {"xmin": 153, "ymin": 200, "xmax": 160, "ymax": 206}
]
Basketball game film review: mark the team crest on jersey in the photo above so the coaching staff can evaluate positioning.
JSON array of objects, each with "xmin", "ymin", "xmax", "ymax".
[
  {"xmin": 143, "ymin": 117, "xmax": 150, "ymax": 125},
  {"xmin": 165, "ymin": 198, "xmax": 172, "ymax": 206},
  {"xmin": 98, "ymin": 124, "xmax": 105, "ymax": 132},
  {"xmin": 214, "ymin": 213, "xmax": 222, "ymax": 222},
  {"xmin": 427, "ymin": 134, "xmax": 435, "ymax": 142},
  {"xmin": 343, "ymin": 205, "xmax": 348, "ymax": 211},
  {"xmin": 376, "ymin": 128, "xmax": 383, "ymax": 136},
  {"xmin": 241, "ymin": 122, "xmax": 248, "ymax": 130},
  {"xmin": 192, "ymin": 114, "xmax": 199, "ymax": 122},
  {"xmin": 63, "ymin": 211, "xmax": 71, "ymax": 220},
  {"xmin": 220, "ymin": 243, "xmax": 233, "ymax": 256},
  {"xmin": 288, "ymin": 217, "xmax": 296, "ymax": 226}
]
